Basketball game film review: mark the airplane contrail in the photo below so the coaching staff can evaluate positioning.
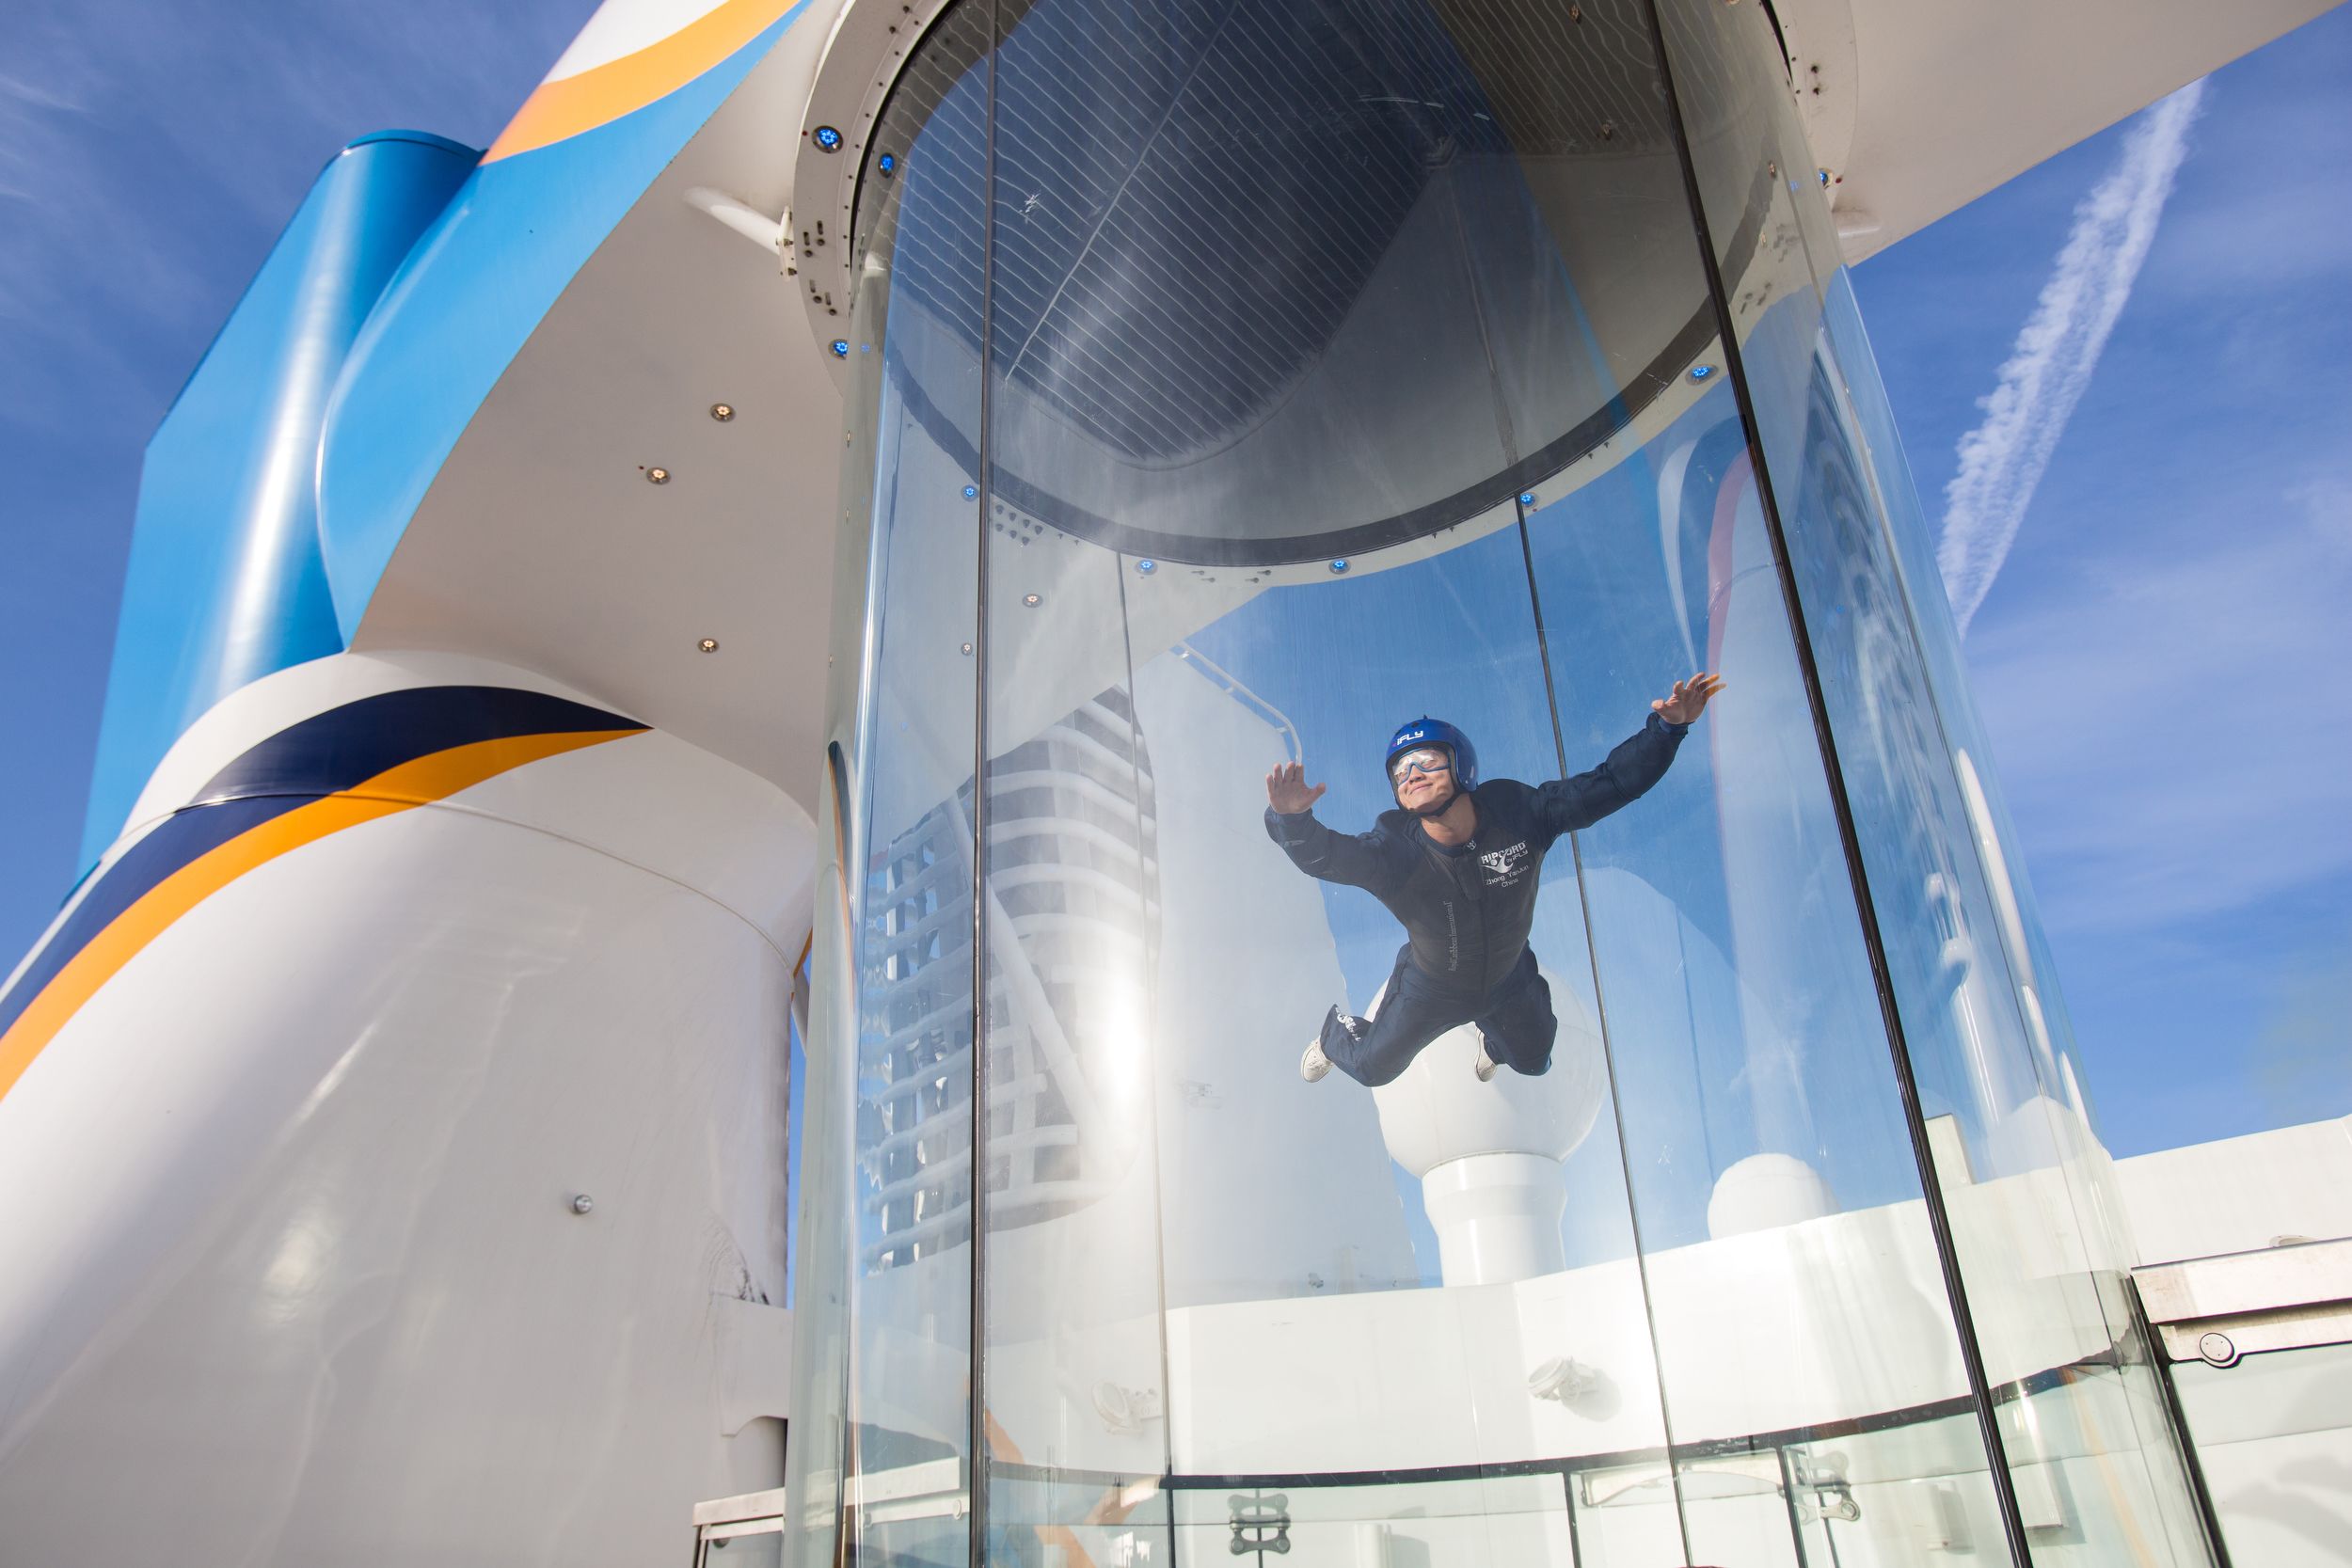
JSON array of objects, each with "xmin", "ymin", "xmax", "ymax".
[{"xmin": 1938, "ymin": 80, "xmax": 2208, "ymax": 635}]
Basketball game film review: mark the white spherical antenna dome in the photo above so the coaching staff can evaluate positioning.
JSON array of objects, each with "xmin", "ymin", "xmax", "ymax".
[
  {"xmin": 1706, "ymin": 1153, "xmax": 1836, "ymax": 1239},
  {"xmin": 1370, "ymin": 966, "xmax": 1607, "ymax": 1177},
  {"xmin": 1985, "ymin": 1093, "xmax": 2102, "ymax": 1177}
]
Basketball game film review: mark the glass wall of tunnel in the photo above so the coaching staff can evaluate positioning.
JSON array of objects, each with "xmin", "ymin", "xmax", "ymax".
[{"xmin": 784, "ymin": 3, "xmax": 2221, "ymax": 1565}]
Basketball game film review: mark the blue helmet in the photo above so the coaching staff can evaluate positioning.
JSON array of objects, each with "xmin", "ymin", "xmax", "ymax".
[{"xmin": 1385, "ymin": 717, "xmax": 1478, "ymax": 792}]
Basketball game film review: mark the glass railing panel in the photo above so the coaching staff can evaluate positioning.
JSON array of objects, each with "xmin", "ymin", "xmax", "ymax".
[
  {"xmin": 1780, "ymin": 1406, "xmax": 2010, "ymax": 1562},
  {"xmin": 1570, "ymin": 1449, "xmax": 1692, "ymax": 1566},
  {"xmin": 1169, "ymin": 1472, "xmax": 1577, "ymax": 1565},
  {"xmin": 1678, "ymin": 1449, "xmax": 1804, "ymax": 1568},
  {"xmin": 984, "ymin": 1465, "xmax": 1173, "ymax": 1568},
  {"xmin": 2169, "ymin": 1340, "xmax": 2352, "ymax": 1566}
]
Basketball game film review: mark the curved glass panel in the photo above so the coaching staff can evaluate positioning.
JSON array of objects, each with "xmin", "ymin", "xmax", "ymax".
[
  {"xmin": 1655, "ymin": 1, "xmax": 2218, "ymax": 1562},
  {"xmin": 787, "ymin": 3, "xmax": 2221, "ymax": 1564}
]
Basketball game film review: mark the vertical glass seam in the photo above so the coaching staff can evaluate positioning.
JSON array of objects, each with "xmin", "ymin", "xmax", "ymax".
[
  {"xmin": 1514, "ymin": 497, "xmax": 1698, "ymax": 1567},
  {"xmin": 1773, "ymin": 1444, "xmax": 1813, "ymax": 1565},
  {"xmin": 1636, "ymin": 2, "xmax": 2037, "ymax": 1561},
  {"xmin": 823, "ymin": 744, "xmax": 858, "ymax": 1562},
  {"xmin": 824, "ymin": 373, "xmax": 901, "ymax": 1562},
  {"xmin": 968, "ymin": 1, "xmax": 999, "ymax": 1559},
  {"xmin": 1559, "ymin": 1466, "xmax": 1583, "ymax": 1568},
  {"xmin": 1113, "ymin": 557, "xmax": 1183, "ymax": 1499}
]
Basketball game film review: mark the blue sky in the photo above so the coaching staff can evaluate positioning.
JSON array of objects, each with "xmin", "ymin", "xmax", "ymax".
[
  {"xmin": 3, "ymin": 2, "xmax": 2345, "ymax": 1160},
  {"xmin": 1851, "ymin": 6, "xmax": 2352, "ymax": 1154}
]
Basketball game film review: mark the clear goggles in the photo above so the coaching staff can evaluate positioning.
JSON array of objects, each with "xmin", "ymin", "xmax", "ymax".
[{"xmin": 1389, "ymin": 747, "xmax": 1453, "ymax": 781}]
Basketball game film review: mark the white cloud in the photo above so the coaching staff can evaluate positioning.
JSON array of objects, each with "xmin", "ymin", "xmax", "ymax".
[{"xmin": 1937, "ymin": 81, "xmax": 2207, "ymax": 634}]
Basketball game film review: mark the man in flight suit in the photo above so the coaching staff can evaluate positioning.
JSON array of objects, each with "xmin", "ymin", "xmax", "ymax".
[{"xmin": 1263, "ymin": 674, "xmax": 1724, "ymax": 1086}]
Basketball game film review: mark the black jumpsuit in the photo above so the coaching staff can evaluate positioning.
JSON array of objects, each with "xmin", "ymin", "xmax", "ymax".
[{"xmin": 1263, "ymin": 713, "xmax": 1688, "ymax": 1085}]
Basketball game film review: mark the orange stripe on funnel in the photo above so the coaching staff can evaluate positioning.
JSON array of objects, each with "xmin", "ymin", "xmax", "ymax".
[
  {"xmin": 0, "ymin": 728, "xmax": 641, "ymax": 1106},
  {"xmin": 484, "ymin": 0, "xmax": 798, "ymax": 163}
]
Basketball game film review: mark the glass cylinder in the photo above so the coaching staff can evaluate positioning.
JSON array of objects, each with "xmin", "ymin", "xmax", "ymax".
[{"xmin": 788, "ymin": 3, "xmax": 2220, "ymax": 1564}]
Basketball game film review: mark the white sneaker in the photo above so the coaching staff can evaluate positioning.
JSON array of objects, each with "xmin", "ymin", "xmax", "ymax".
[
  {"xmin": 1472, "ymin": 1035, "xmax": 1501, "ymax": 1083},
  {"xmin": 1300, "ymin": 1036, "xmax": 1333, "ymax": 1083}
]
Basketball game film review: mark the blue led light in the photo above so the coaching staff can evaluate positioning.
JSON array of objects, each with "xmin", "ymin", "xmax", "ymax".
[
  {"xmin": 1690, "ymin": 364, "xmax": 1715, "ymax": 381},
  {"xmin": 962, "ymin": 484, "xmax": 978, "ymax": 499},
  {"xmin": 877, "ymin": 151, "xmax": 898, "ymax": 176},
  {"xmin": 1518, "ymin": 491, "xmax": 1535, "ymax": 507},
  {"xmin": 1135, "ymin": 559, "xmax": 1156, "ymax": 576},
  {"xmin": 814, "ymin": 126, "xmax": 843, "ymax": 152},
  {"xmin": 830, "ymin": 340, "xmax": 850, "ymax": 357},
  {"xmin": 1328, "ymin": 559, "xmax": 1350, "ymax": 575},
  {"xmin": 1818, "ymin": 167, "xmax": 1831, "ymax": 187}
]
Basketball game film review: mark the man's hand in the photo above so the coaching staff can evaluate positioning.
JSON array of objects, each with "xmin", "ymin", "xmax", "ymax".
[
  {"xmin": 1652, "ymin": 672, "xmax": 1725, "ymax": 725},
  {"xmin": 1265, "ymin": 760, "xmax": 1327, "ymax": 815}
]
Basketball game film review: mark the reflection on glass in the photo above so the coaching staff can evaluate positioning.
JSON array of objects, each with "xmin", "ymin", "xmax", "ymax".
[
  {"xmin": 1657, "ymin": 0, "xmax": 2218, "ymax": 1560},
  {"xmin": 783, "ymin": 1, "xmax": 2219, "ymax": 1564}
]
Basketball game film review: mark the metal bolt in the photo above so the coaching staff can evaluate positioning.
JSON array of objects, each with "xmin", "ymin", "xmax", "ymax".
[
  {"xmin": 1023, "ymin": 594, "xmax": 1041, "ymax": 608},
  {"xmin": 646, "ymin": 467, "xmax": 670, "ymax": 484},
  {"xmin": 961, "ymin": 641, "xmax": 974, "ymax": 655},
  {"xmin": 710, "ymin": 403, "xmax": 735, "ymax": 421},
  {"xmin": 571, "ymin": 1194, "xmax": 595, "ymax": 1215},
  {"xmin": 2198, "ymin": 1332, "xmax": 2238, "ymax": 1368},
  {"xmin": 698, "ymin": 638, "xmax": 720, "ymax": 653},
  {"xmin": 1328, "ymin": 559, "xmax": 1350, "ymax": 575}
]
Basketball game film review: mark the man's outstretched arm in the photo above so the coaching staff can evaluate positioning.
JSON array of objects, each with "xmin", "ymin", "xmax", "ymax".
[
  {"xmin": 1536, "ymin": 673, "xmax": 1725, "ymax": 836},
  {"xmin": 1263, "ymin": 761, "xmax": 1398, "ymax": 892}
]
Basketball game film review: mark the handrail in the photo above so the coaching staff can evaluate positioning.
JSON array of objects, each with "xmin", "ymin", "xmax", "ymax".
[{"xmin": 1174, "ymin": 642, "xmax": 1301, "ymax": 763}]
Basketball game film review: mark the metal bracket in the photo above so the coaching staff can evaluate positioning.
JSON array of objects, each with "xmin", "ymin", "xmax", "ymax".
[{"xmin": 2133, "ymin": 1236, "xmax": 2352, "ymax": 1365}]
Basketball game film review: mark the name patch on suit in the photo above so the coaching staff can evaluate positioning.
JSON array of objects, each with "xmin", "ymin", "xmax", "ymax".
[{"xmin": 1480, "ymin": 841, "xmax": 1531, "ymax": 884}]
